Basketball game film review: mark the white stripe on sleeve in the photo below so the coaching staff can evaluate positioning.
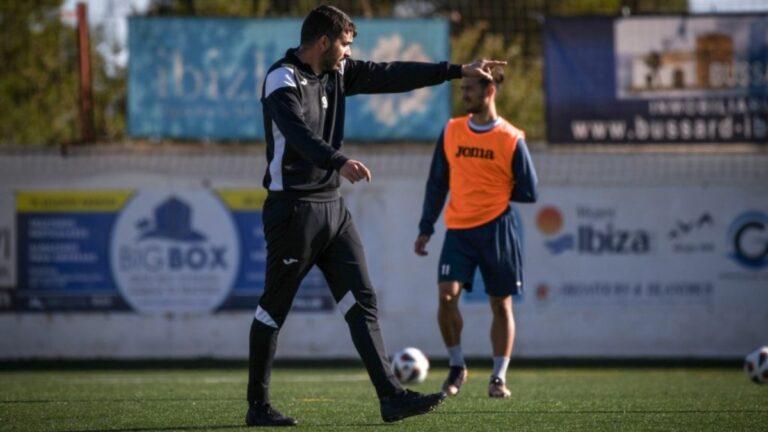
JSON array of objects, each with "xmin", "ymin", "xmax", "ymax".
[
  {"xmin": 268, "ymin": 120, "xmax": 285, "ymax": 191},
  {"xmin": 263, "ymin": 66, "xmax": 297, "ymax": 98}
]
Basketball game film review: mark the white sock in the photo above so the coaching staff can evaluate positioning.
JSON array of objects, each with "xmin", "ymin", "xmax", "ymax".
[
  {"xmin": 447, "ymin": 345, "xmax": 465, "ymax": 367},
  {"xmin": 491, "ymin": 356, "xmax": 510, "ymax": 382}
]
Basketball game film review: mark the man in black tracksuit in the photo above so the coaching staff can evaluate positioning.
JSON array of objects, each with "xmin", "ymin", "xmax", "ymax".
[{"xmin": 246, "ymin": 5, "xmax": 507, "ymax": 427}]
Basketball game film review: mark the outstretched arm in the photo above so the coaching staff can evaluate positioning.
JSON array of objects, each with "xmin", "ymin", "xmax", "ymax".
[{"xmin": 343, "ymin": 58, "xmax": 507, "ymax": 96}]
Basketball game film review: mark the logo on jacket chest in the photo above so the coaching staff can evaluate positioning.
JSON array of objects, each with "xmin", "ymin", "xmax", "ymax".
[
  {"xmin": 321, "ymin": 95, "xmax": 328, "ymax": 109},
  {"xmin": 455, "ymin": 145, "xmax": 494, "ymax": 160}
]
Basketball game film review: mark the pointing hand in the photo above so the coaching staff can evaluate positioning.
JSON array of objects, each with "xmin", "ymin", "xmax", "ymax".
[{"xmin": 462, "ymin": 59, "xmax": 507, "ymax": 82}]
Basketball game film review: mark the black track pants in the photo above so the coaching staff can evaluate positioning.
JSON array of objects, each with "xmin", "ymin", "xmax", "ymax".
[{"xmin": 247, "ymin": 196, "xmax": 402, "ymax": 403}]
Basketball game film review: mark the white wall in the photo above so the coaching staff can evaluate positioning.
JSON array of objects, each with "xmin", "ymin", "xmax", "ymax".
[{"xmin": 0, "ymin": 146, "xmax": 766, "ymax": 359}]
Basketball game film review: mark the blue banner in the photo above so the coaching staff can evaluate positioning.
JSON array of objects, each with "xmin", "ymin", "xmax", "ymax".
[
  {"xmin": 128, "ymin": 18, "xmax": 450, "ymax": 141},
  {"xmin": 544, "ymin": 15, "xmax": 768, "ymax": 143},
  {"xmin": 10, "ymin": 190, "xmax": 333, "ymax": 313}
]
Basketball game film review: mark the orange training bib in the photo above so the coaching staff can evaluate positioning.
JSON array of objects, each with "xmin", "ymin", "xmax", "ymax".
[{"xmin": 443, "ymin": 116, "xmax": 523, "ymax": 229}]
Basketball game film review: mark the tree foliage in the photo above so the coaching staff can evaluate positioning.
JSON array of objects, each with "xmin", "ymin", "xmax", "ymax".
[
  {"xmin": 0, "ymin": 1, "xmax": 124, "ymax": 146},
  {"xmin": 1, "ymin": 0, "xmax": 689, "ymax": 145}
]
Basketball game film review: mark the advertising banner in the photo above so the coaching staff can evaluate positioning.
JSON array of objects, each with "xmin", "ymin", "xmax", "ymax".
[
  {"xmin": 450, "ymin": 186, "xmax": 768, "ymax": 309},
  {"xmin": 11, "ymin": 189, "xmax": 333, "ymax": 313},
  {"xmin": 508, "ymin": 187, "xmax": 768, "ymax": 356},
  {"xmin": 545, "ymin": 15, "xmax": 768, "ymax": 143},
  {"xmin": 128, "ymin": 18, "xmax": 450, "ymax": 141},
  {"xmin": 4, "ymin": 177, "xmax": 766, "ymax": 358},
  {"xmin": 524, "ymin": 186, "xmax": 767, "ymax": 305}
]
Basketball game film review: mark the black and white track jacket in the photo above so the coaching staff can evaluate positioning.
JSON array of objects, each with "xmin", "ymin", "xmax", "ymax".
[{"xmin": 261, "ymin": 48, "xmax": 463, "ymax": 200}]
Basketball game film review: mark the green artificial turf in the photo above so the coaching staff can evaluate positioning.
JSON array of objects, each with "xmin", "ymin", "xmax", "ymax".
[{"xmin": 1, "ymin": 367, "xmax": 766, "ymax": 431}]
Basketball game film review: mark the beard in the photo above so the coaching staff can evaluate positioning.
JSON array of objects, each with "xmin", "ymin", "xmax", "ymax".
[
  {"xmin": 465, "ymin": 103, "xmax": 482, "ymax": 114},
  {"xmin": 320, "ymin": 48, "xmax": 340, "ymax": 72}
]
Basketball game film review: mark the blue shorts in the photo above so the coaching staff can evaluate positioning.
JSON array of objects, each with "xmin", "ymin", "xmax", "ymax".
[{"xmin": 438, "ymin": 207, "xmax": 523, "ymax": 297}]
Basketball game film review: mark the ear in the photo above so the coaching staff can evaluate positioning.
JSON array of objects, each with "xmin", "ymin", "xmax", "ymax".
[
  {"xmin": 485, "ymin": 83, "xmax": 496, "ymax": 99},
  {"xmin": 319, "ymin": 35, "xmax": 330, "ymax": 51}
]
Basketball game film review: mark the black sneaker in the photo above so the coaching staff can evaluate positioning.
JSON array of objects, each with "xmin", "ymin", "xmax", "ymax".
[
  {"xmin": 442, "ymin": 366, "xmax": 468, "ymax": 396},
  {"xmin": 245, "ymin": 402, "xmax": 298, "ymax": 427},
  {"xmin": 380, "ymin": 389, "xmax": 446, "ymax": 423}
]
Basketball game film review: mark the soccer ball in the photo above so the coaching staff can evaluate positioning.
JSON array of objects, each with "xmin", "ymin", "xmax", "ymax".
[
  {"xmin": 392, "ymin": 347, "xmax": 429, "ymax": 384},
  {"xmin": 744, "ymin": 346, "xmax": 768, "ymax": 384}
]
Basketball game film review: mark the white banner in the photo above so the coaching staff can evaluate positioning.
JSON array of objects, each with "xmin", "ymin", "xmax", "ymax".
[
  {"xmin": 507, "ymin": 186, "xmax": 768, "ymax": 357},
  {"xmin": 522, "ymin": 187, "xmax": 768, "ymax": 302}
]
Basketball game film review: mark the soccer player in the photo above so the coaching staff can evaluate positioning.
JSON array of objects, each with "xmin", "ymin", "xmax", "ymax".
[
  {"xmin": 415, "ymin": 67, "xmax": 538, "ymax": 398},
  {"xmin": 247, "ymin": 5, "xmax": 507, "ymax": 427}
]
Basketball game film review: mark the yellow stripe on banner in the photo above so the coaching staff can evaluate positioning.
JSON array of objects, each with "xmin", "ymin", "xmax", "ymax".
[
  {"xmin": 217, "ymin": 189, "xmax": 267, "ymax": 211},
  {"xmin": 16, "ymin": 190, "xmax": 134, "ymax": 212}
]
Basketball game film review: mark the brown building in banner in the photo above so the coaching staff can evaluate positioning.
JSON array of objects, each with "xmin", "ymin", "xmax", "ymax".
[{"xmin": 696, "ymin": 33, "xmax": 733, "ymax": 88}]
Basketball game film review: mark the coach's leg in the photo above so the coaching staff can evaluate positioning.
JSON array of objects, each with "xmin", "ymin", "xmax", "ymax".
[
  {"xmin": 316, "ymin": 220, "xmax": 402, "ymax": 399},
  {"xmin": 319, "ymin": 203, "xmax": 446, "ymax": 421},
  {"xmin": 247, "ymin": 261, "xmax": 313, "ymax": 406},
  {"xmin": 247, "ymin": 200, "xmax": 318, "ymax": 406},
  {"xmin": 245, "ymin": 260, "xmax": 308, "ymax": 425}
]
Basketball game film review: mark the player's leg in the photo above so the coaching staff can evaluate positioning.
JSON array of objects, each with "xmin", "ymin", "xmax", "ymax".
[
  {"xmin": 246, "ymin": 199, "xmax": 326, "ymax": 427},
  {"xmin": 438, "ymin": 281, "xmax": 469, "ymax": 396},
  {"xmin": 488, "ymin": 294, "xmax": 514, "ymax": 398},
  {"xmin": 316, "ymin": 200, "xmax": 445, "ymax": 422},
  {"xmin": 477, "ymin": 208, "xmax": 522, "ymax": 398},
  {"xmin": 437, "ymin": 281, "xmax": 463, "ymax": 353},
  {"xmin": 437, "ymin": 230, "xmax": 476, "ymax": 396}
]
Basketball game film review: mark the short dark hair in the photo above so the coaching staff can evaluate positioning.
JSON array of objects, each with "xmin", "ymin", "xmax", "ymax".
[
  {"xmin": 480, "ymin": 66, "xmax": 505, "ymax": 89},
  {"xmin": 300, "ymin": 5, "xmax": 357, "ymax": 45}
]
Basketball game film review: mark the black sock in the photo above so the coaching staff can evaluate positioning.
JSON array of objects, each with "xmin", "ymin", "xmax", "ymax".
[
  {"xmin": 344, "ymin": 305, "xmax": 403, "ymax": 400},
  {"xmin": 247, "ymin": 318, "xmax": 279, "ymax": 404}
]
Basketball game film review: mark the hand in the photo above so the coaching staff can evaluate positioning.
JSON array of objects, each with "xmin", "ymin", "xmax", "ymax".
[
  {"xmin": 414, "ymin": 234, "xmax": 430, "ymax": 256},
  {"xmin": 462, "ymin": 59, "xmax": 507, "ymax": 81},
  {"xmin": 340, "ymin": 159, "xmax": 372, "ymax": 184}
]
